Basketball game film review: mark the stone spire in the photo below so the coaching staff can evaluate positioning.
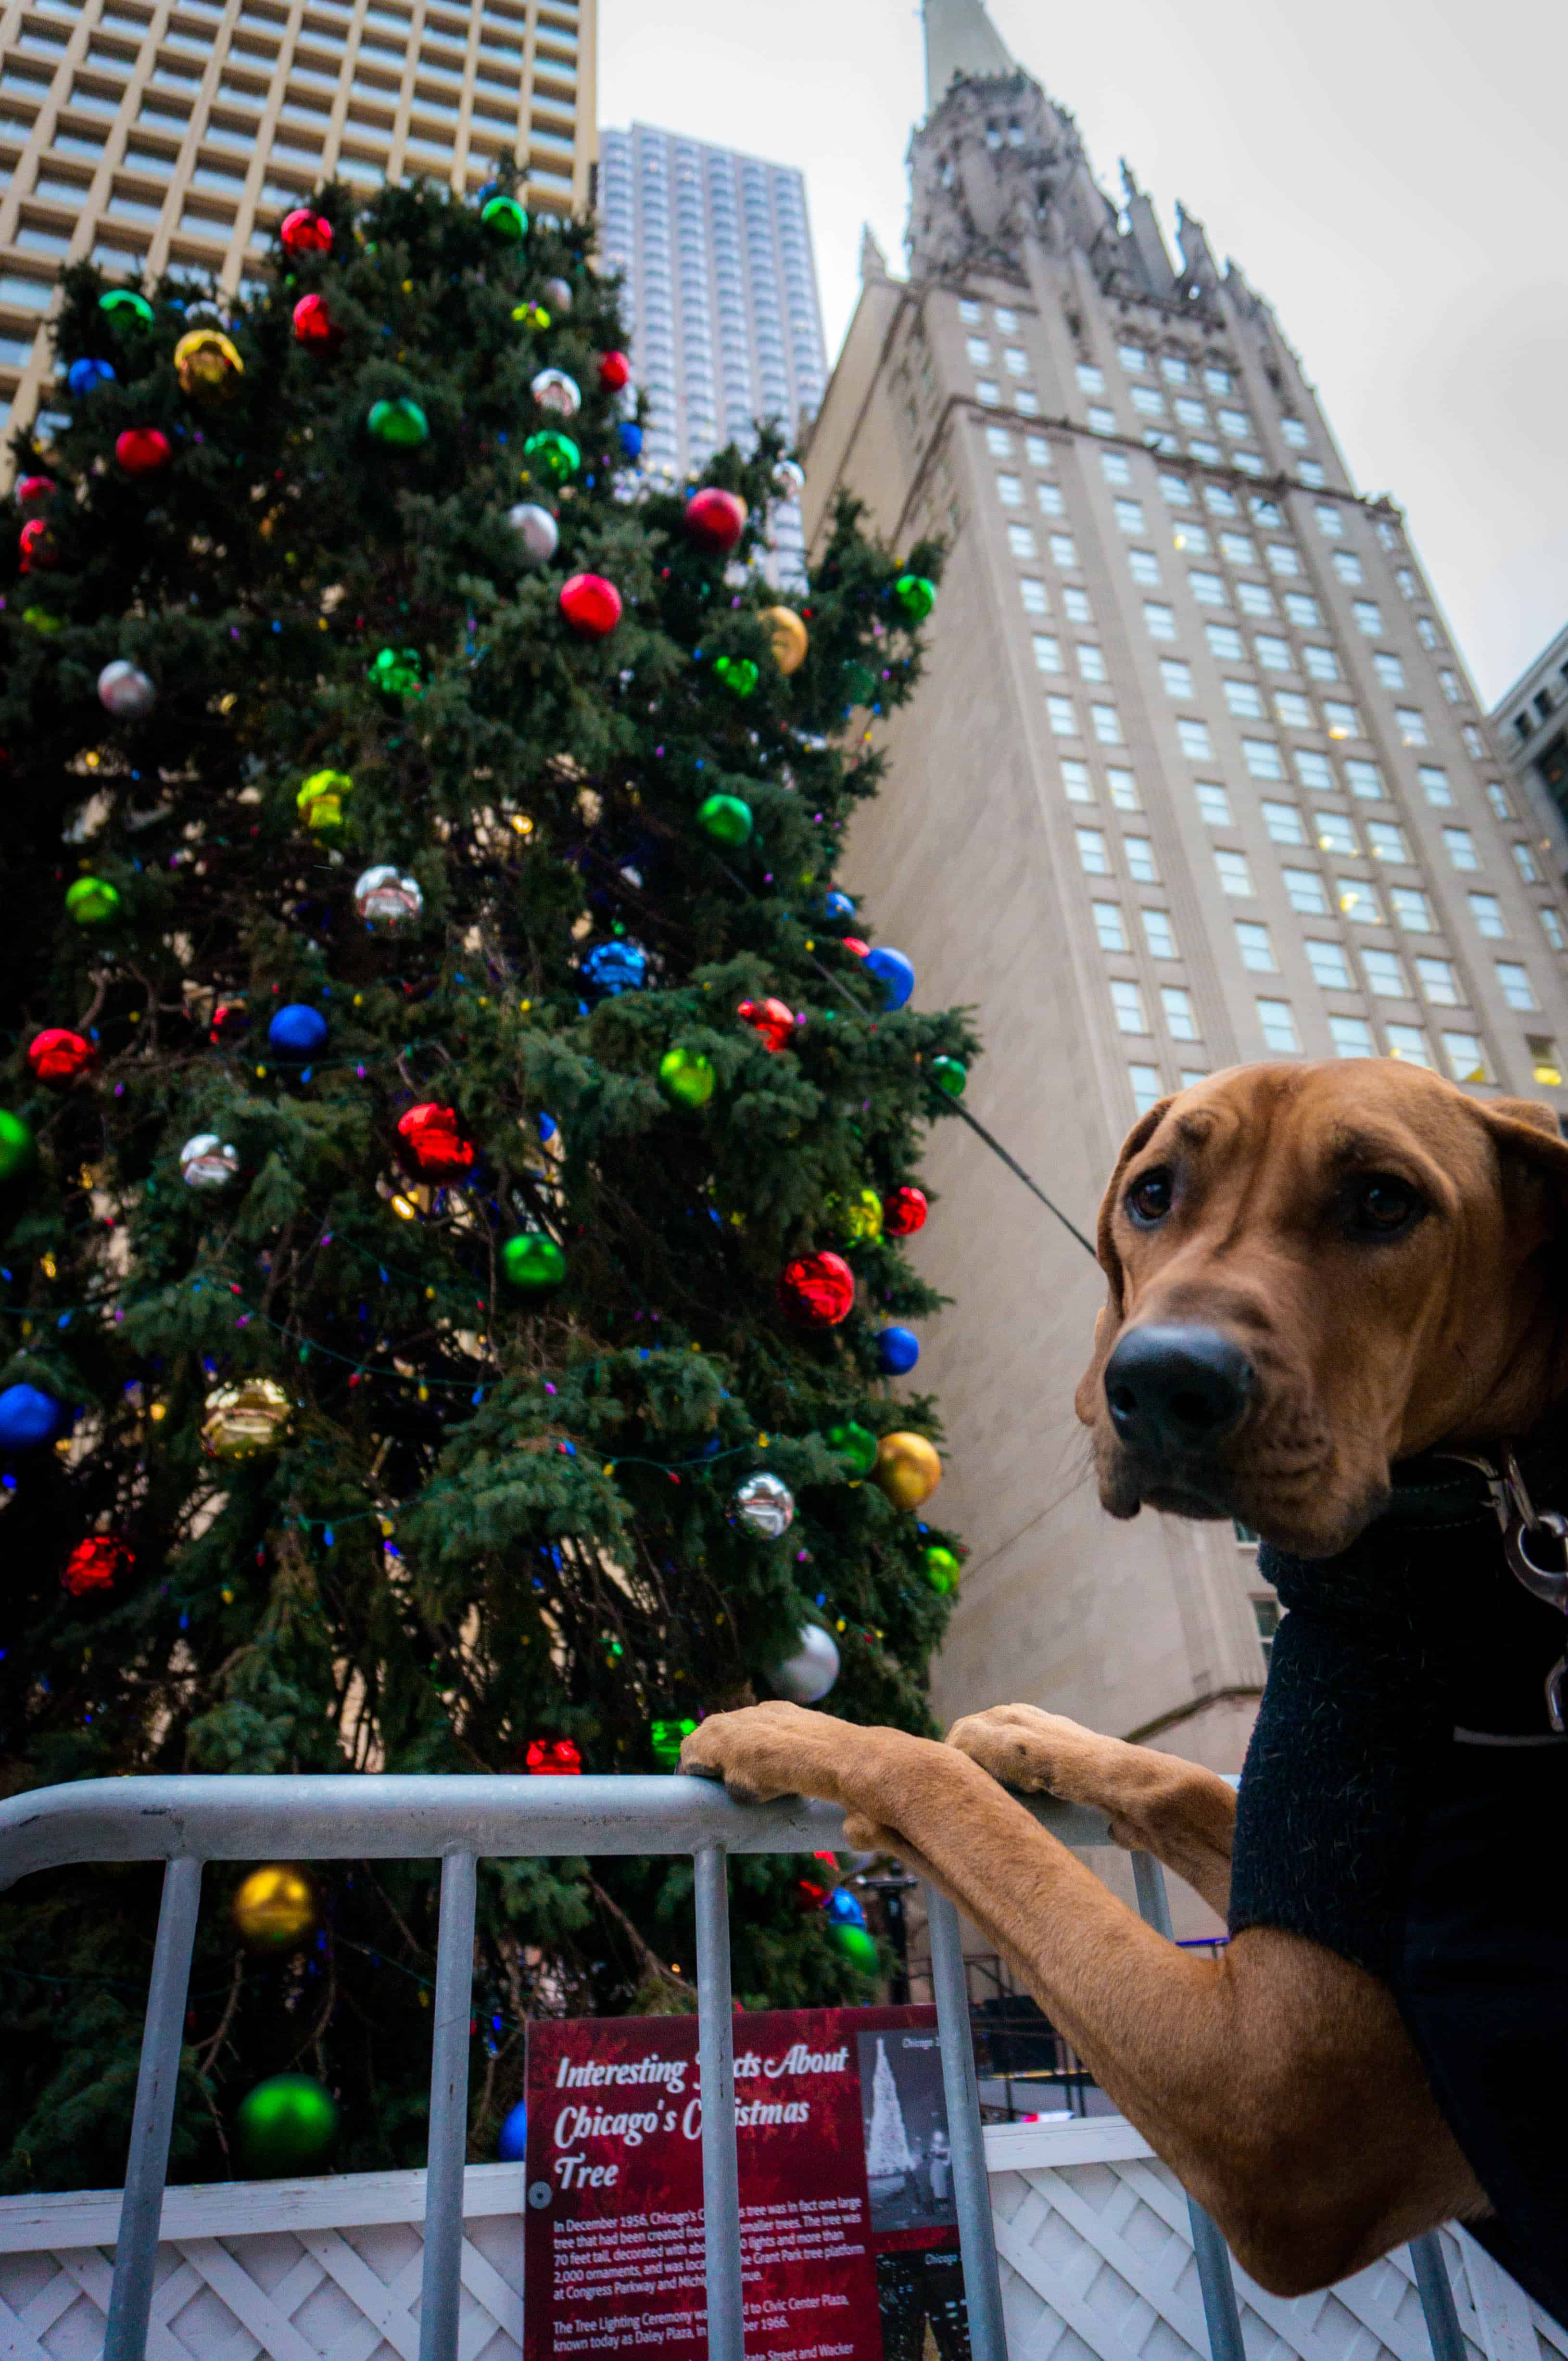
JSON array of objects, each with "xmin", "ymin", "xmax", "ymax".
[
  {"xmin": 923, "ymin": 0, "xmax": 1015, "ymax": 108},
  {"xmin": 860, "ymin": 223, "xmax": 891, "ymax": 283}
]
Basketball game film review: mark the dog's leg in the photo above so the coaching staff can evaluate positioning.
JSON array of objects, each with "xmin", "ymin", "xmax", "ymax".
[
  {"xmin": 946, "ymin": 1702, "xmax": 1236, "ymax": 1916},
  {"xmin": 681, "ymin": 1703, "xmax": 1484, "ymax": 2295}
]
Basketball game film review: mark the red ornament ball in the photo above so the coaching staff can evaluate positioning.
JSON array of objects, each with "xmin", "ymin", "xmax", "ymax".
[
  {"xmin": 685, "ymin": 487, "xmax": 747, "ymax": 555},
  {"xmin": 559, "ymin": 572, "xmax": 622, "ymax": 639},
  {"xmin": 842, "ymin": 936, "xmax": 870, "ymax": 959},
  {"xmin": 883, "ymin": 1186, "xmax": 928, "ymax": 1237},
  {"xmin": 597, "ymin": 350, "xmax": 632, "ymax": 391},
  {"xmin": 16, "ymin": 474, "xmax": 55, "ymax": 506},
  {"xmin": 19, "ymin": 517, "xmax": 55, "ymax": 571},
  {"xmin": 778, "ymin": 1250, "xmax": 856, "ymax": 1328},
  {"xmin": 280, "ymin": 207, "xmax": 332, "ymax": 254},
  {"xmin": 27, "ymin": 1028, "xmax": 94, "ymax": 1084},
  {"xmin": 116, "ymin": 427, "xmax": 170, "ymax": 476},
  {"xmin": 210, "ymin": 997, "xmax": 250, "ymax": 1045},
  {"xmin": 291, "ymin": 292, "xmax": 340, "ymax": 347},
  {"xmin": 526, "ymin": 1737, "xmax": 582, "ymax": 1776},
  {"xmin": 396, "ymin": 1102, "xmax": 475, "ymax": 1179},
  {"xmin": 62, "ymin": 1537, "xmax": 132, "ymax": 1597},
  {"xmin": 738, "ymin": 997, "xmax": 795, "ymax": 1054}
]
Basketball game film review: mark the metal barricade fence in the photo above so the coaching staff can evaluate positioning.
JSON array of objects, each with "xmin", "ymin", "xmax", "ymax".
[{"xmin": 0, "ymin": 1773, "xmax": 1467, "ymax": 2361}]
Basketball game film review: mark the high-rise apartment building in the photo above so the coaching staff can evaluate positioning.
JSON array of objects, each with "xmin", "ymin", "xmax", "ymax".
[
  {"xmin": 596, "ymin": 122, "xmax": 826, "ymax": 577},
  {"xmin": 1492, "ymin": 620, "xmax": 1568, "ymax": 879},
  {"xmin": 803, "ymin": 0, "xmax": 1568, "ymax": 1829},
  {"xmin": 0, "ymin": 0, "xmax": 595, "ymax": 446}
]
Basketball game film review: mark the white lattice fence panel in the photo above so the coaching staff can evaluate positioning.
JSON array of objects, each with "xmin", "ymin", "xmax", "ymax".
[
  {"xmin": 984, "ymin": 2121, "xmax": 1568, "ymax": 2361},
  {"xmin": 0, "ymin": 2164, "xmax": 525, "ymax": 2361}
]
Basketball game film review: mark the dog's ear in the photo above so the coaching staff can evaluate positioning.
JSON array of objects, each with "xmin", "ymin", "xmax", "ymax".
[
  {"xmin": 1074, "ymin": 1099, "xmax": 1174, "ymax": 1425},
  {"xmin": 1474, "ymin": 1096, "xmax": 1568, "ymax": 1210}
]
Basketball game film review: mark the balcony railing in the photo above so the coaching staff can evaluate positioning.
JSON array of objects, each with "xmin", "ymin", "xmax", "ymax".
[{"xmin": 0, "ymin": 1773, "xmax": 1468, "ymax": 2361}]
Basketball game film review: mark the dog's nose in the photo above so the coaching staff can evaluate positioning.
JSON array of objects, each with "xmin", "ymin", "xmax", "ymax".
[{"xmin": 1102, "ymin": 1325, "xmax": 1254, "ymax": 1456}]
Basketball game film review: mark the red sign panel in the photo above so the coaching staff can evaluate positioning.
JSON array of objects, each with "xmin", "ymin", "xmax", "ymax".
[{"xmin": 522, "ymin": 2005, "xmax": 967, "ymax": 2361}]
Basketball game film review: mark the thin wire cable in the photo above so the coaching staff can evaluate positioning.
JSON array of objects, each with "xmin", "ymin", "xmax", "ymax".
[{"xmin": 798, "ymin": 949, "xmax": 1099, "ymax": 1262}]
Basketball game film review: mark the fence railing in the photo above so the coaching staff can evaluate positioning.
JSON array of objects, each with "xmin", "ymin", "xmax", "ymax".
[{"xmin": 0, "ymin": 1772, "xmax": 1469, "ymax": 2361}]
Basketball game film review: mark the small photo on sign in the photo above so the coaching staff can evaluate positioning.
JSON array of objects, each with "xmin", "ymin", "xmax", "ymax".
[{"xmin": 857, "ymin": 2028, "xmax": 958, "ymax": 2237}]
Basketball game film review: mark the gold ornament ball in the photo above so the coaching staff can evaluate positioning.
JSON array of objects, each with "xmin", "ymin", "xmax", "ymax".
[
  {"xmin": 873, "ymin": 1430, "xmax": 942, "ymax": 1511},
  {"xmin": 174, "ymin": 328, "xmax": 244, "ymax": 403},
  {"xmin": 839, "ymin": 1186, "xmax": 884, "ymax": 1244},
  {"xmin": 232, "ymin": 1864, "xmax": 317, "ymax": 1951},
  {"xmin": 202, "ymin": 1376, "xmax": 291, "ymax": 1459},
  {"xmin": 761, "ymin": 605, "xmax": 809, "ymax": 675}
]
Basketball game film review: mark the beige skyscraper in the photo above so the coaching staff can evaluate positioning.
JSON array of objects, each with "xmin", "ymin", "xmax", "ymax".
[
  {"xmin": 805, "ymin": 0, "xmax": 1568, "ymax": 1814},
  {"xmin": 0, "ymin": 0, "xmax": 594, "ymax": 446}
]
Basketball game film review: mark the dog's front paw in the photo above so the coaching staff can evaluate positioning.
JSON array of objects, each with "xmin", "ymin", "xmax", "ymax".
[
  {"xmin": 679, "ymin": 1701, "xmax": 886, "ymax": 1810},
  {"xmin": 946, "ymin": 1702, "xmax": 1130, "ymax": 1805}
]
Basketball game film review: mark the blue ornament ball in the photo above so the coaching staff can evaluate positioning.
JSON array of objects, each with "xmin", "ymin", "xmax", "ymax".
[
  {"xmin": 876, "ymin": 1325, "xmax": 921, "ymax": 1376},
  {"xmin": 862, "ymin": 947, "xmax": 914, "ymax": 1011},
  {"xmin": 823, "ymin": 1887, "xmax": 867, "ymax": 1929},
  {"xmin": 267, "ymin": 1003, "xmax": 329, "ymax": 1057},
  {"xmin": 497, "ymin": 2100, "xmax": 529, "ymax": 2161},
  {"xmin": 0, "ymin": 1383, "xmax": 64, "ymax": 1453},
  {"xmin": 824, "ymin": 891, "xmax": 856, "ymax": 921},
  {"xmin": 582, "ymin": 939, "xmax": 647, "ymax": 996},
  {"xmin": 536, "ymin": 1112, "xmax": 558, "ymax": 1145},
  {"xmin": 618, "ymin": 421, "xmax": 644, "ymax": 460},
  {"xmin": 67, "ymin": 357, "xmax": 116, "ymax": 396}
]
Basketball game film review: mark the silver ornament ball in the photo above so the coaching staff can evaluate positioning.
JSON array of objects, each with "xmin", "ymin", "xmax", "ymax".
[
  {"xmin": 179, "ymin": 1132, "xmax": 240, "ymax": 1188},
  {"xmin": 353, "ymin": 865, "xmax": 423, "ymax": 928},
  {"xmin": 97, "ymin": 659, "xmax": 156, "ymax": 720},
  {"xmin": 506, "ymin": 501, "xmax": 560, "ymax": 563},
  {"xmin": 772, "ymin": 458, "xmax": 806, "ymax": 500},
  {"xmin": 530, "ymin": 367, "xmax": 581, "ymax": 419},
  {"xmin": 541, "ymin": 276, "xmax": 573, "ymax": 314},
  {"xmin": 735, "ymin": 1471, "xmax": 795, "ymax": 1539},
  {"xmin": 767, "ymin": 1623, "xmax": 840, "ymax": 1704}
]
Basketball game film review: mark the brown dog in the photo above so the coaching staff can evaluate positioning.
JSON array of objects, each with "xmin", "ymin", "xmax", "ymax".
[{"xmin": 683, "ymin": 1061, "xmax": 1568, "ymax": 2298}]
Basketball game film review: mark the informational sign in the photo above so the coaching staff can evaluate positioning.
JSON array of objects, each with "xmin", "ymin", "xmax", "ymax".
[{"xmin": 522, "ymin": 2004, "xmax": 970, "ymax": 2361}]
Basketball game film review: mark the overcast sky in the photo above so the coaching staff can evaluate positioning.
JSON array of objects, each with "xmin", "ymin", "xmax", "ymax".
[{"xmin": 599, "ymin": 0, "xmax": 1568, "ymax": 711}]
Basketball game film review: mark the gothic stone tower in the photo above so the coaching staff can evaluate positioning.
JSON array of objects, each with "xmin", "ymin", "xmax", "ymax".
[{"xmin": 803, "ymin": 0, "xmax": 1568, "ymax": 1843}]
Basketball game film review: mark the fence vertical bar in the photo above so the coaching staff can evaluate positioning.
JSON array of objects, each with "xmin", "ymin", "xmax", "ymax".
[
  {"xmin": 695, "ymin": 1842, "xmax": 746, "ymax": 2361},
  {"xmin": 1410, "ymin": 2232, "xmax": 1467, "ymax": 2361},
  {"xmin": 418, "ymin": 1852, "xmax": 478, "ymax": 2361},
  {"xmin": 103, "ymin": 1854, "xmax": 203, "ymax": 2361},
  {"xmin": 1130, "ymin": 1853, "xmax": 1246, "ymax": 2361},
  {"xmin": 924, "ymin": 1885, "xmax": 1009, "ymax": 2361}
]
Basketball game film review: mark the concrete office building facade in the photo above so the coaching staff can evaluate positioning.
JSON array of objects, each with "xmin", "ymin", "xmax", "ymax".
[
  {"xmin": 803, "ymin": 0, "xmax": 1568, "ymax": 1799},
  {"xmin": 0, "ymin": 0, "xmax": 594, "ymax": 447},
  {"xmin": 1492, "ymin": 621, "xmax": 1568, "ymax": 880},
  {"xmin": 596, "ymin": 121, "xmax": 827, "ymax": 576}
]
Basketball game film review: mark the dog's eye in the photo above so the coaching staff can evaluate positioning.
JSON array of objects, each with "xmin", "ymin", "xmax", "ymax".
[
  {"xmin": 1125, "ymin": 1168, "xmax": 1174, "ymax": 1226},
  {"xmin": 1347, "ymin": 1174, "xmax": 1424, "ymax": 1237}
]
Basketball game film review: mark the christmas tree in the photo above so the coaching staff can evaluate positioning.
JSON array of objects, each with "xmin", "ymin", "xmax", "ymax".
[
  {"xmin": 0, "ymin": 173, "xmax": 977, "ymax": 2192},
  {"xmin": 865, "ymin": 2037, "xmax": 917, "ymax": 2191}
]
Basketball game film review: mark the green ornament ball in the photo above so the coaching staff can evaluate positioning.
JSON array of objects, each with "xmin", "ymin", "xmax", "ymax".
[
  {"xmin": 523, "ymin": 430, "xmax": 580, "ymax": 482},
  {"xmin": 830, "ymin": 1923, "xmax": 879, "ymax": 1976},
  {"xmin": 99, "ymin": 289, "xmax": 154, "ymax": 327},
  {"xmin": 650, "ymin": 1715, "xmax": 697, "ymax": 1771},
  {"xmin": 658, "ymin": 1046, "xmax": 716, "ymax": 1108},
  {"xmin": 367, "ymin": 396, "xmax": 429, "ymax": 448},
  {"xmin": 841, "ymin": 660, "xmax": 877, "ymax": 706},
  {"xmin": 827, "ymin": 1421, "xmax": 879, "ymax": 1477},
  {"xmin": 501, "ymin": 1233, "xmax": 567, "ymax": 1291},
  {"xmin": 23, "ymin": 606, "xmax": 62, "ymax": 634},
  {"xmin": 0, "ymin": 1110, "xmax": 37, "ymax": 1183},
  {"xmin": 695, "ymin": 792, "xmax": 753, "ymax": 846},
  {"xmin": 929, "ymin": 1055, "xmax": 968, "ymax": 1099},
  {"xmin": 895, "ymin": 572, "xmax": 937, "ymax": 622},
  {"xmin": 65, "ymin": 875, "xmax": 121, "ymax": 926},
  {"xmin": 714, "ymin": 655, "xmax": 759, "ymax": 700},
  {"xmin": 923, "ymin": 1544, "xmax": 961, "ymax": 1595},
  {"xmin": 481, "ymin": 193, "xmax": 529, "ymax": 240},
  {"xmin": 367, "ymin": 646, "xmax": 425, "ymax": 699},
  {"xmin": 235, "ymin": 2074, "xmax": 339, "ymax": 2175}
]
